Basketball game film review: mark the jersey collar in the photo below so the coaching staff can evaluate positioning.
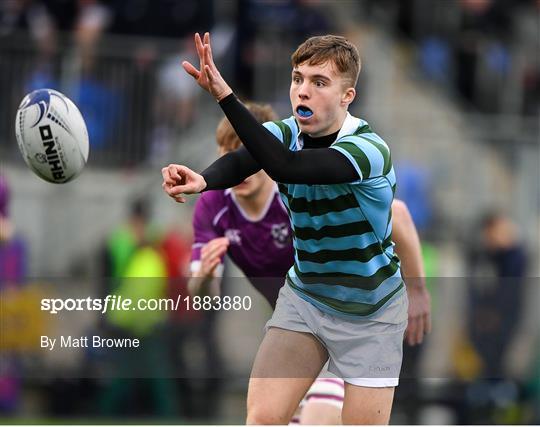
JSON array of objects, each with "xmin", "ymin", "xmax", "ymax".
[
  {"xmin": 335, "ymin": 112, "xmax": 362, "ymax": 143},
  {"xmin": 295, "ymin": 112, "xmax": 362, "ymax": 150}
]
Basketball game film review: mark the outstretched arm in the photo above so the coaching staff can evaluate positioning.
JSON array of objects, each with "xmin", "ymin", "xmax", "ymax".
[
  {"xmin": 182, "ymin": 32, "xmax": 359, "ymax": 185},
  {"xmin": 218, "ymin": 94, "xmax": 358, "ymax": 184},
  {"xmin": 162, "ymin": 146, "xmax": 260, "ymax": 201},
  {"xmin": 391, "ymin": 199, "xmax": 432, "ymax": 346},
  {"xmin": 201, "ymin": 146, "xmax": 261, "ymax": 190}
]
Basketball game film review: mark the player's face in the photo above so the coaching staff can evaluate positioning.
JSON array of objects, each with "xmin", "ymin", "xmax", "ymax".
[
  {"xmin": 231, "ymin": 170, "xmax": 269, "ymax": 199},
  {"xmin": 290, "ymin": 61, "xmax": 355, "ymax": 137},
  {"xmin": 218, "ymin": 147, "xmax": 269, "ymax": 199}
]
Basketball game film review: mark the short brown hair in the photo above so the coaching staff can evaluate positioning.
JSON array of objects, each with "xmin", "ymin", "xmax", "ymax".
[
  {"xmin": 216, "ymin": 102, "xmax": 278, "ymax": 152},
  {"xmin": 291, "ymin": 35, "xmax": 360, "ymax": 87}
]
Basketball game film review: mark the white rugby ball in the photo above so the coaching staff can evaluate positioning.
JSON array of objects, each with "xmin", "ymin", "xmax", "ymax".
[{"xmin": 15, "ymin": 89, "xmax": 89, "ymax": 183}]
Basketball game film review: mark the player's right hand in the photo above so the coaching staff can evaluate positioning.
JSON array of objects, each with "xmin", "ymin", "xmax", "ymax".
[
  {"xmin": 195, "ymin": 237, "xmax": 230, "ymax": 278},
  {"xmin": 161, "ymin": 164, "xmax": 206, "ymax": 203},
  {"xmin": 182, "ymin": 32, "xmax": 232, "ymax": 102}
]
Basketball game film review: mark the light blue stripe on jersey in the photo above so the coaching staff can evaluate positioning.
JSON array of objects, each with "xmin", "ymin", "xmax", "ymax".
[
  {"xmin": 295, "ymin": 233, "xmax": 379, "ymax": 253},
  {"xmin": 351, "ymin": 185, "xmax": 393, "ymax": 238},
  {"xmin": 288, "ymin": 267, "xmax": 402, "ymax": 304},
  {"xmin": 289, "ymin": 207, "xmax": 364, "ymax": 228},
  {"xmin": 263, "ymin": 118, "xmax": 298, "ymax": 149},
  {"xmin": 358, "ymin": 132, "xmax": 389, "ymax": 147},
  {"xmin": 293, "ymin": 252, "xmax": 394, "ymax": 276},
  {"xmin": 337, "ymin": 137, "xmax": 386, "ymax": 178},
  {"xmin": 262, "ymin": 121, "xmax": 284, "ymax": 141}
]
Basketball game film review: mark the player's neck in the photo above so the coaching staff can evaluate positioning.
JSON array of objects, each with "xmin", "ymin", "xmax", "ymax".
[{"xmin": 234, "ymin": 179, "xmax": 275, "ymax": 220}]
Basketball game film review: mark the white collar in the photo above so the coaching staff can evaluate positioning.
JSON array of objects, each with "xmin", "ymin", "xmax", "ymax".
[{"xmin": 335, "ymin": 112, "xmax": 361, "ymax": 143}]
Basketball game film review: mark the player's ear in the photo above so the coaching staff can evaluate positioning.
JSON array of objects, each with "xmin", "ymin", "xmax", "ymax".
[{"xmin": 341, "ymin": 87, "xmax": 356, "ymax": 106}]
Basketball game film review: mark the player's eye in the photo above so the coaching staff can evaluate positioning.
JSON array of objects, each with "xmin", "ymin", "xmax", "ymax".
[
  {"xmin": 293, "ymin": 76, "xmax": 302, "ymax": 84},
  {"xmin": 314, "ymin": 80, "xmax": 325, "ymax": 87}
]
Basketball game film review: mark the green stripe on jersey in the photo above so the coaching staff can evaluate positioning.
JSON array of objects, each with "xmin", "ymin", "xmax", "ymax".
[
  {"xmin": 297, "ymin": 241, "xmax": 385, "ymax": 264},
  {"xmin": 289, "ymin": 279, "xmax": 404, "ymax": 316},
  {"xmin": 353, "ymin": 124, "xmax": 373, "ymax": 135},
  {"xmin": 273, "ymin": 121, "xmax": 293, "ymax": 148},
  {"xmin": 294, "ymin": 220, "xmax": 373, "ymax": 241},
  {"xmin": 334, "ymin": 141, "xmax": 371, "ymax": 178},
  {"xmin": 287, "ymin": 192, "xmax": 359, "ymax": 217},
  {"xmin": 294, "ymin": 260, "xmax": 399, "ymax": 290},
  {"xmin": 295, "ymin": 235, "xmax": 393, "ymax": 267}
]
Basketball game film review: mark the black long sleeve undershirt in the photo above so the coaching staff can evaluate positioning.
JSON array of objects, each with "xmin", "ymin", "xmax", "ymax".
[
  {"xmin": 201, "ymin": 94, "xmax": 359, "ymax": 190},
  {"xmin": 200, "ymin": 146, "xmax": 260, "ymax": 190}
]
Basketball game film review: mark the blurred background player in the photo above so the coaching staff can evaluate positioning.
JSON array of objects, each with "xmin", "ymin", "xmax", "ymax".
[{"xmin": 187, "ymin": 103, "xmax": 431, "ymax": 424}]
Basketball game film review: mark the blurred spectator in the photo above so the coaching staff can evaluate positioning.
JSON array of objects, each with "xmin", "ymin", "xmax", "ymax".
[
  {"xmin": 513, "ymin": 0, "xmax": 540, "ymax": 117},
  {"xmin": 69, "ymin": 0, "xmax": 123, "ymax": 155},
  {"xmin": 0, "ymin": 174, "xmax": 27, "ymax": 414},
  {"xmin": 161, "ymin": 226, "xmax": 224, "ymax": 418},
  {"xmin": 74, "ymin": 0, "xmax": 111, "ymax": 73},
  {"xmin": 467, "ymin": 211, "xmax": 528, "ymax": 378},
  {"xmin": 395, "ymin": 0, "xmax": 529, "ymax": 115},
  {"xmin": 150, "ymin": 37, "xmax": 200, "ymax": 164},
  {"xmin": 108, "ymin": 0, "xmax": 213, "ymax": 38},
  {"xmin": 0, "ymin": 0, "xmax": 58, "ymax": 142},
  {"xmin": 395, "ymin": 162, "xmax": 433, "ymax": 233},
  {"xmin": 0, "ymin": 0, "xmax": 56, "ymax": 40},
  {"xmin": 419, "ymin": 37, "xmax": 452, "ymax": 85},
  {"xmin": 233, "ymin": 0, "xmax": 332, "ymax": 99},
  {"xmin": 99, "ymin": 198, "xmax": 177, "ymax": 417},
  {"xmin": 155, "ymin": 38, "xmax": 199, "ymax": 130},
  {"xmin": 454, "ymin": 0, "xmax": 510, "ymax": 108},
  {"xmin": 20, "ymin": 0, "xmax": 122, "ymax": 156}
]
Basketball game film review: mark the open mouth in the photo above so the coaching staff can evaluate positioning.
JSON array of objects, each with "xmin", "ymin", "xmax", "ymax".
[{"xmin": 296, "ymin": 105, "xmax": 313, "ymax": 118}]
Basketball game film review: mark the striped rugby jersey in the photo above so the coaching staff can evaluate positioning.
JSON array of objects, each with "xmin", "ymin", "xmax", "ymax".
[{"xmin": 263, "ymin": 112, "xmax": 403, "ymax": 317}]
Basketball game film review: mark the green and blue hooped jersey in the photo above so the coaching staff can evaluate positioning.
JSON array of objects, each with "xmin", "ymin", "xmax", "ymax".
[{"xmin": 263, "ymin": 113, "xmax": 403, "ymax": 317}]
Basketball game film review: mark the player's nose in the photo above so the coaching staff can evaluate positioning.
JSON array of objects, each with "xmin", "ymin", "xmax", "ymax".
[{"xmin": 297, "ymin": 81, "xmax": 310, "ymax": 99}]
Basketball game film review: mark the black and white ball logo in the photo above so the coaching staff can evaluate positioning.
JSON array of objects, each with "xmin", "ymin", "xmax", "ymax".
[
  {"xmin": 34, "ymin": 153, "xmax": 47, "ymax": 164},
  {"xmin": 271, "ymin": 223, "xmax": 290, "ymax": 248}
]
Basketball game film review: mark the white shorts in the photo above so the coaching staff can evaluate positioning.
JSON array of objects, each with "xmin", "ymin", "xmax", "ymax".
[{"xmin": 265, "ymin": 284, "xmax": 408, "ymax": 388}]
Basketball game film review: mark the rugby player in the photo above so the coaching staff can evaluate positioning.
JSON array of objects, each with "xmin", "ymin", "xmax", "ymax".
[
  {"xmin": 163, "ymin": 32, "xmax": 431, "ymax": 424},
  {"xmin": 188, "ymin": 104, "xmax": 429, "ymax": 424}
]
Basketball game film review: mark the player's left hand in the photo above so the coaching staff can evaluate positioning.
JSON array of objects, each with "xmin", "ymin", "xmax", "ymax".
[
  {"xmin": 182, "ymin": 32, "xmax": 232, "ymax": 102},
  {"xmin": 404, "ymin": 282, "xmax": 431, "ymax": 346}
]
